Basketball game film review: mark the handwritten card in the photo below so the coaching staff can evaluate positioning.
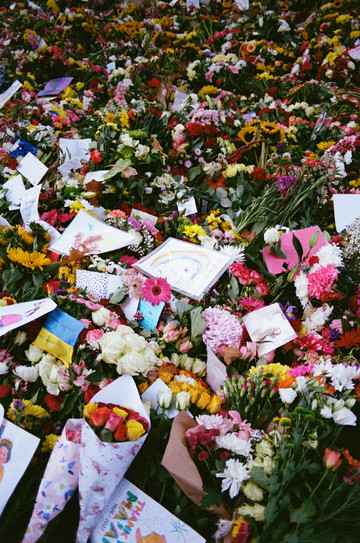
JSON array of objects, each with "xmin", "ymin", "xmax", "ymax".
[
  {"xmin": 49, "ymin": 210, "xmax": 136, "ymax": 255},
  {"xmin": 16, "ymin": 152, "xmax": 48, "ymax": 186},
  {"xmin": 20, "ymin": 185, "xmax": 42, "ymax": 226},
  {"xmin": 2, "ymin": 175, "xmax": 26, "ymax": 210},
  {"xmin": 135, "ymin": 238, "xmax": 233, "ymax": 301},
  {"xmin": 76, "ymin": 269, "xmax": 124, "ymax": 301},
  {"xmin": 0, "ymin": 80, "xmax": 22, "ymax": 109},
  {"xmin": 0, "ymin": 298, "xmax": 57, "ymax": 337},
  {"xmin": 90, "ymin": 478, "xmax": 206, "ymax": 543},
  {"xmin": 333, "ymin": 194, "xmax": 360, "ymax": 232},
  {"xmin": 0, "ymin": 405, "xmax": 40, "ymax": 516},
  {"xmin": 206, "ymin": 347, "xmax": 228, "ymax": 392},
  {"xmin": 262, "ymin": 226, "xmax": 326, "ymax": 274},
  {"xmin": 37, "ymin": 77, "xmax": 73, "ymax": 97},
  {"xmin": 138, "ymin": 299, "xmax": 164, "ymax": 330},
  {"xmin": 242, "ymin": 303, "xmax": 297, "ymax": 356}
]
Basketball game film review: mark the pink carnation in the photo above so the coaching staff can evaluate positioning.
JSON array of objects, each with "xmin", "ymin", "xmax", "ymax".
[{"xmin": 307, "ymin": 264, "xmax": 338, "ymax": 300}]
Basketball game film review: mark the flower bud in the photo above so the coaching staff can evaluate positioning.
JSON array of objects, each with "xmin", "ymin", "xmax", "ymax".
[{"xmin": 158, "ymin": 389, "xmax": 174, "ymax": 410}]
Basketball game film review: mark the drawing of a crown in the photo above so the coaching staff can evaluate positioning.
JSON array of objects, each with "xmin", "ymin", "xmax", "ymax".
[{"xmin": 0, "ymin": 438, "xmax": 13, "ymax": 448}]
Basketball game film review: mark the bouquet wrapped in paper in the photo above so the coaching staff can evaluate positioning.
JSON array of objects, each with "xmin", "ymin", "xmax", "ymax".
[
  {"xmin": 22, "ymin": 419, "xmax": 82, "ymax": 543},
  {"xmin": 23, "ymin": 374, "xmax": 150, "ymax": 543},
  {"xmin": 77, "ymin": 375, "xmax": 150, "ymax": 543}
]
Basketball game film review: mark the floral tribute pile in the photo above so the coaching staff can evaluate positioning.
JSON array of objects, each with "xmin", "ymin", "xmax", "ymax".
[{"xmin": 0, "ymin": 0, "xmax": 360, "ymax": 541}]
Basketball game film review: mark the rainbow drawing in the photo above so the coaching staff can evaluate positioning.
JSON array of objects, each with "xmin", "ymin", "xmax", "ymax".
[{"xmin": 149, "ymin": 250, "xmax": 211, "ymax": 280}]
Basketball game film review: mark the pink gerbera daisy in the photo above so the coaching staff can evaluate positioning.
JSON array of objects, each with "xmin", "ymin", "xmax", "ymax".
[{"xmin": 142, "ymin": 276, "xmax": 172, "ymax": 306}]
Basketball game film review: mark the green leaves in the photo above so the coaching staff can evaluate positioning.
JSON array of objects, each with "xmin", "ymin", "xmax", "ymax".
[
  {"xmin": 251, "ymin": 466, "xmax": 270, "ymax": 491},
  {"xmin": 289, "ymin": 499, "xmax": 316, "ymax": 524},
  {"xmin": 200, "ymin": 487, "xmax": 223, "ymax": 510},
  {"xmin": 292, "ymin": 233, "xmax": 303, "ymax": 263},
  {"xmin": 109, "ymin": 285, "xmax": 128, "ymax": 305},
  {"xmin": 190, "ymin": 306, "xmax": 206, "ymax": 347}
]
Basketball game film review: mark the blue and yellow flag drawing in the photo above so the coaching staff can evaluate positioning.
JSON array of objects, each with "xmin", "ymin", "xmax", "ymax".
[{"xmin": 33, "ymin": 308, "xmax": 85, "ymax": 368}]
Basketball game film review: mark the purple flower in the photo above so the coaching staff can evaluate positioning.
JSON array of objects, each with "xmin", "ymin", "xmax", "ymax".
[
  {"xmin": 275, "ymin": 175, "xmax": 297, "ymax": 195},
  {"xmin": 128, "ymin": 216, "xmax": 142, "ymax": 231}
]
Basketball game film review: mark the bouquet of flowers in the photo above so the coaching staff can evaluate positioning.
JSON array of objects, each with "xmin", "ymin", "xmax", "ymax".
[{"xmin": 23, "ymin": 374, "xmax": 150, "ymax": 543}]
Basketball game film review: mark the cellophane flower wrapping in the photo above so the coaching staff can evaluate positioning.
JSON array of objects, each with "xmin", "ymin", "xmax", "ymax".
[{"xmin": 22, "ymin": 419, "xmax": 82, "ymax": 543}]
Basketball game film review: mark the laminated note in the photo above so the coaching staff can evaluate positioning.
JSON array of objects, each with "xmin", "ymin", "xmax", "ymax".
[
  {"xmin": 49, "ymin": 210, "xmax": 136, "ymax": 256},
  {"xmin": 0, "ymin": 80, "xmax": 22, "ymax": 108},
  {"xmin": 0, "ymin": 405, "xmax": 40, "ymax": 516},
  {"xmin": 37, "ymin": 77, "xmax": 73, "ymax": 97},
  {"xmin": 0, "ymin": 298, "xmax": 57, "ymax": 337}
]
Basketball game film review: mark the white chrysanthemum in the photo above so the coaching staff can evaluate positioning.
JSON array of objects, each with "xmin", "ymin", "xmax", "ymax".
[
  {"xmin": 215, "ymin": 434, "xmax": 252, "ymax": 457},
  {"xmin": 316, "ymin": 244, "xmax": 343, "ymax": 268},
  {"xmin": 216, "ymin": 458, "xmax": 250, "ymax": 499},
  {"xmin": 218, "ymin": 244, "xmax": 245, "ymax": 263},
  {"xmin": 294, "ymin": 273, "xmax": 309, "ymax": 307},
  {"xmin": 327, "ymin": 364, "xmax": 360, "ymax": 392},
  {"xmin": 302, "ymin": 304, "xmax": 333, "ymax": 332}
]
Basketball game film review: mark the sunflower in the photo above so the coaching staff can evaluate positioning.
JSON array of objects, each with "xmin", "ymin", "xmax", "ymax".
[
  {"xmin": 7, "ymin": 248, "xmax": 52, "ymax": 271},
  {"xmin": 237, "ymin": 124, "xmax": 261, "ymax": 145},
  {"xmin": 198, "ymin": 85, "xmax": 218, "ymax": 102},
  {"xmin": 17, "ymin": 227, "xmax": 35, "ymax": 246}
]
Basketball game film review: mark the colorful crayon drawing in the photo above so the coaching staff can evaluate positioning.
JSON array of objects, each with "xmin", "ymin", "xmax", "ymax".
[
  {"xmin": 136, "ymin": 528, "xmax": 166, "ymax": 543},
  {"xmin": 0, "ymin": 438, "xmax": 12, "ymax": 483},
  {"xmin": 0, "ymin": 303, "xmax": 41, "ymax": 329}
]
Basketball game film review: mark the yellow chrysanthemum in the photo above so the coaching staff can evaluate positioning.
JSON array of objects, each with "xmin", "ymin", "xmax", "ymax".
[
  {"xmin": 317, "ymin": 141, "xmax": 336, "ymax": 151},
  {"xmin": 183, "ymin": 224, "xmax": 206, "ymax": 240},
  {"xmin": 198, "ymin": 85, "xmax": 218, "ymax": 102},
  {"xmin": 7, "ymin": 248, "xmax": 52, "ymax": 271},
  {"xmin": 7, "ymin": 399, "xmax": 50, "ymax": 421},
  {"xmin": 41, "ymin": 434, "xmax": 59, "ymax": 453},
  {"xmin": 119, "ymin": 109, "xmax": 129, "ymax": 129}
]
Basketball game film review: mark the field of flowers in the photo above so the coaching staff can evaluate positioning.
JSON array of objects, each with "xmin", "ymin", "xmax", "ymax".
[{"xmin": 0, "ymin": 0, "xmax": 360, "ymax": 541}]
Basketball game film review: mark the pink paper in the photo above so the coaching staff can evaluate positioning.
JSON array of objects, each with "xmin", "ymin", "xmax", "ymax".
[{"xmin": 262, "ymin": 226, "xmax": 326, "ymax": 275}]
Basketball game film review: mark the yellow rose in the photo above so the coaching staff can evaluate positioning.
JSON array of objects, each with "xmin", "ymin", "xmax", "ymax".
[
  {"xmin": 196, "ymin": 392, "xmax": 211, "ymax": 410},
  {"xmin": 83, "ymin": 403, "xmax": 98, "ymax": 419},
  {"xmin": 207, "ymin": 395, "xmax": 223, "ymax": 414},
  {"xmin": 126, "ymin": 420, "xmax": 145, "ymax": 441},
  {"xmin": 113, "ymin": 407, "xmax": 128, "ymax": 419}
]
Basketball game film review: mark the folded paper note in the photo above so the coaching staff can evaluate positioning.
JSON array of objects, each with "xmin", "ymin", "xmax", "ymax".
[
  {"xmin": 242, "ymin": 302, "xmax": 297, "ymax": 356},
  {"xmin": 76, "ymin": 269, "xmax": 124, "ymax": 301},
  {"xmin": 262, "ymin": 226, "xmax": 326, "ymax": 274},
  {"xmin": 138, "ymin": 299, "xmax": 164, "ymax": 331},
  {"xmin": 16, "ymin": 152, "xmax": 48, "ymax": 186},
  {"xmin": 206, "ymin": 347, "xmax": 228, "ymax": 392},
  {"xmin": 0, "ymin": 298, "xmax": 56, "ymax": 337},
  {"xmin": 134, "ymin": 237, "xmax": 233, "ymax": 301},
  {"xmin": 90, "ymin": 477, "xmax": 206, "ymax": 543},
  {"xmin": 37, "ymin": 77, "xmax": 73, "ymax": 97},
  {"xmin": 33, "ymin": 308, "xmax": 85, "ymax": 367},
  {"xmin": 333, "ymin": 194, "xmax": 360, "ymax": 232},
  {"xmin": 49, "ymin": 210, "xmax": 137, "ymax": 255},
  {"xmin": 0, "ymin": 405, "xmax": 40, "ymax": 516}
]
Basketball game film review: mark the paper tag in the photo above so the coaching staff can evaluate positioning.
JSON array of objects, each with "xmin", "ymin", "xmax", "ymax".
[
  {"xmin": 20, "ymin": 185, "xmax": 41, "ymax": 226},
  {"xmin": 36, "ymin": 38, "xmax": 46, "ymax": 50},
  {"xmin": 2, "ymin": 175, "xmax": 26, "ymax": 209},
  {"xmin": 206, "ymin": 347, "xmax": 228, "ymax": 392},
  {"xmin": 106, "ymin": 61, "xmax": 116, "ymax": 73},
  {"xmin": 16, "ymin": 152, "xmax": 48, "ymax": 186},
  {"xmin": 0, "ymin": 80, "xmax": 22, "ymax": 109},
  {"xmin": 177, "ymin": 197, "xmax": 197, "ymax": 216},
  {"xmin": 242, "ymin": 302, "xmax": 297, "ymax": 356},
  {"xmin": 187, "ymin": 0, "xmax": 200, "ymax": 8},
  {"xmin": 138, "ymin": 299, "xmax": 164, "ymax": 330}
]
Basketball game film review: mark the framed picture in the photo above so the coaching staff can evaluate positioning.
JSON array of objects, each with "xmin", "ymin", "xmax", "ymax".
[{"xmin": 134, "ymin": 238, "xmax": 233, "ymax": 301}]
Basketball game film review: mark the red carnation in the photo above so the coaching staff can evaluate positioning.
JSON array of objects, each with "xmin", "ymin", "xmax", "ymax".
[
  {"xmin": 147, "ymin": 78, "xmax": 161, "ymax": 88},
  {"xmin": 45, "ymin": 393, "xmax": 64, "ymax": 412}
]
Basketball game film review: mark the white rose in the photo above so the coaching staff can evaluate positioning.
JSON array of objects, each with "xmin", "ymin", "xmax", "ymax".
[
  {"xmin": 13, "ymin": 365, "xmax": 38, "ymax": 382},
  {"xmin": 158, "ymin": 389, "xmax": 174, "ymax": 409},
  {"xmin": 279, "ymin": 387, "xmax": 297, "ymax": 404},
  {"xmin": 175, "ymin": 391, "xmax": 191, "ymax": 411},
  {"xmin": 25, "ymin": 344, "xmax": 43, "ymax": 363},
  {"xmin": 255, "ymin": 440, "xmax": 273, "ymax": 459},
  {"xmin": 236, "ymin": 503, "xmax": 265, "ymax": 521},
  {"xmin": 117, "ymin": 351, "xmax": 152, "ymax": 376},
  {"xmin": 192, "ymin": 358, "xmax": 206, "ymax": 377},
  {"xmin": 263, "ymin": 228, "xmax": 280, "ymax": 244},
  {"xmin": 263, "ymin": 456, "xmax": 276, "ymax": 476},
  {"xmin": 14, "ymin": 331, "xmax": 27, "ymax": 345},
  {"xmin": 126, "ymin": 333, "xmax": 148, "ymax": 352},
  {"xmin": 98, "ymin": 332, "xmax": 128, "ymax": 364},
  {"xmin": 92, "ymin": 307, "xmax": 112, "ymax": 326},
  {"xmin": 332, "ymin": 407, "xmax": 357, "ymax": 426},
  {"xmin": 243, "ymin": 481, "xmax": 264, "ymax": 502}
]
